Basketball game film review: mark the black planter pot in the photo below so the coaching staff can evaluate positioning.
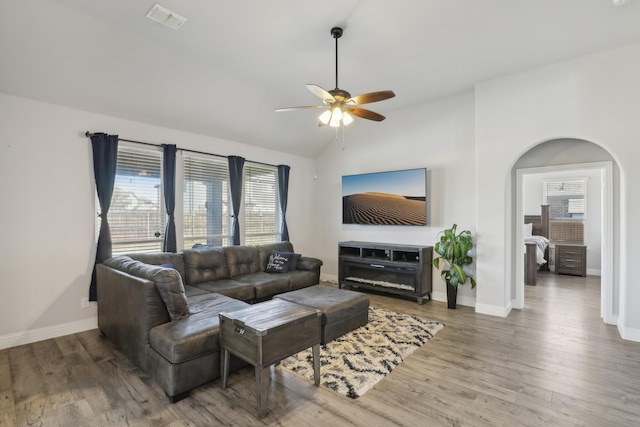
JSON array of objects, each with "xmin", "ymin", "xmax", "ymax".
[{"xmin": 446, "ymin": 284, "xmax": 458, "ymax": 309}]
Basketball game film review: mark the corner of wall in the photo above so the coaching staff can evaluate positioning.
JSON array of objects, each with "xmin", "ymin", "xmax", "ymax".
[
  {"xmin": 617, "ymin": 318, "xmax": 640, "ymax": 343},
  {"xmin": 475, "ymin": 301, "xmax": 512, "ymax": 317}
]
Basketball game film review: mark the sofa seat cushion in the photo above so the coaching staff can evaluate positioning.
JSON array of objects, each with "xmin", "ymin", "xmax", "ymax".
[
  {"xmin": 184, "ymin": 285, "xmax": 209, "ymax": 297},
  {"xmin": 149, "ymin": 293, "xmax": 250, "ymax": 364},
  {"xmin": 190, "ymin": 279, "xmax": 255, "ymax": 302},
  {"xmin": 184, "ymin": 246, "xmax": 230, "ymax": 286},
  {"xmin": 234, "ymin": 272, "xmax": 290, "ymax": 300},
  {"xmin": 282, "ymin": 270, "xmax": 318, "ymax": 291}
]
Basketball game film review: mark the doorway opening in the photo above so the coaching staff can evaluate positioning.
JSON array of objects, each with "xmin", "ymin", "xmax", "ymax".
[{"xmin": 512, "ymin": 139, "xmax": 616, "ymax": 325}]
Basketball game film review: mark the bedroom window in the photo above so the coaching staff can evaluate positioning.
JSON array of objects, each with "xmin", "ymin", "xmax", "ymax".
[
  {"xmin": 243, "ymin": 162, "xmax": 280, "ymax": 245},
  {"xmin": 110, "ymin": 145, "xmax": 165, "ymax": 254},
  {"xmin": 183, "ymin": 154, "xmax": 231, "ymax": 249},
  {"xmin": 544, "ymin": 179, "xmax": 586, "ymax": 244}
]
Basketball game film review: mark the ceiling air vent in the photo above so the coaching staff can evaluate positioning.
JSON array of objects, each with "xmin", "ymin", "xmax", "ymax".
[{"xmin": 146, "ymin": 4, "xmax": 187, "ymax": 30}]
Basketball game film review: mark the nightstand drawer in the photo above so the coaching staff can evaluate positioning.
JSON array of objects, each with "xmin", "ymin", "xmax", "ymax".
[{"xmin": 554, "ymin": 244, "xmax": 587, "ymax": 277}]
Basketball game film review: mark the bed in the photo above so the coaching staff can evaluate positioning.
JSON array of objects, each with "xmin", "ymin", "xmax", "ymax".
[{"xmin": 524, "ymin": 205, "xmax": 550, "ymax": 285}]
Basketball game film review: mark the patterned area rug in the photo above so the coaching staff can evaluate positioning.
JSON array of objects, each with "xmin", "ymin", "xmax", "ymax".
[{"xmin": 279, "ymin": 306, "xmax": 444, "ymax": 399}]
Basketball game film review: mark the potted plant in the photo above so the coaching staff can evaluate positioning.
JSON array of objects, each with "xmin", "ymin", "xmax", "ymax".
[{"xmin": 433, "ymin": 224, "xmax": 476, "ymax": 309}]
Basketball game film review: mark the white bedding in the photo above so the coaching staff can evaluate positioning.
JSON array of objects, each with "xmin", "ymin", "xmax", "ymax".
[{"xmin": 524, "ymin": 235, "xmax": 549, "ymax": 266}]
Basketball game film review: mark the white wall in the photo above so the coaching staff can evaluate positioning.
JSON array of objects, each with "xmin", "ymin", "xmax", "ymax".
[
  {"xmin": 314, "ymin": 92, "xmax": 477, "ymax": 306},
  {"xmin": 0, "ymin": 92, "xmax": 317, "ymax": 349},
  {"xmin": 476, "ymin": 41, "xmax": 640, "ymax": 340}
]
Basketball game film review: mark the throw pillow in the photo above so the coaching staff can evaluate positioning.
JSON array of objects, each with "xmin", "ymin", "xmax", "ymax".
[
  {"xmin": 266, "ymin": 250, "xmax": 292, "ymax": 273},
  {"xmin": 524, "ymin": 223, "xmax": 533, "ymax": 237},
  {"xmin": 289, "ymin": 253, "xmax": 301, "ymax": 270}
]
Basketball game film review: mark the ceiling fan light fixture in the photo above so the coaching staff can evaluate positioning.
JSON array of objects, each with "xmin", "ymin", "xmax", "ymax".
[
  {"xmin": 342, "ymin": 111, "xmax": 354, "ymax": 126},
  {"xmin": 318, "ymin": 110, "xmax": 332, "ymax": 125}
]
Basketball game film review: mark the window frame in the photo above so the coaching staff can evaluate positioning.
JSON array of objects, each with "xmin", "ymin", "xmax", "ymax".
[
  {"xmin": 108, "ymin": 142, "xmax": 166, "ymax": 255},
  {"xmin": 241, "ymin": 162, "xmax": 282, "ymax": 245}
]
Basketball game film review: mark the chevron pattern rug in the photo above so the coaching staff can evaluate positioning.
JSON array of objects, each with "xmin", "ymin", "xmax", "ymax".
[{"xmin": 279, "ymin": 306, "xmax": 444, "ymax": 399}]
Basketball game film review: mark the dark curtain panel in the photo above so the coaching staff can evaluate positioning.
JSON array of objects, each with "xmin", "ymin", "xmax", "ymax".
[
  {"xmin": 228, "ymin": 156, "xmax": 245, "ymax": 245},
  {"xmin": 162, "ymin": 144, "xmax": 177, "ymax": 252},
  {"xmin": 277, "ymin": 164, "xmax": 290, "ymax": 242},
  {"xmin": 90, "ymin": 133, "xmax": 119, "ymax": 301}
]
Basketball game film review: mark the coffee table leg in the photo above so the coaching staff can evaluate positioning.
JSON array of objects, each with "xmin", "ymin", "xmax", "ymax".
[
  {"xmin": 312, "ymin": 344, "xmax": 320, "ymax": 386},
  {"xmin": 256, "ymin": 366, "xmax": 270, "ymax": 418},
  {"xmin": 221, "ymin": 348, "xmax": 230, "ymax": 389}
]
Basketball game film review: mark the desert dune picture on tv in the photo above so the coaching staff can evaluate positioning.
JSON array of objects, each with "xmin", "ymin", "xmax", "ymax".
[{"xmin": 342, "ymin": 168, "xmax": 427, "ymax": 226}]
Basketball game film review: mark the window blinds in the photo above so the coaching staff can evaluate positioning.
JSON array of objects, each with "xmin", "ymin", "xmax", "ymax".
[
  {"xmin": 243, "ymin": 163, "xmax": 280, "ymax": 245},
  {"xmin": 110, "ymin": 146, "xmax": 164, "ymax": 254},
  {"xmin": 183, "ymin": 154, "xmax": 230, "ymax": 249}
]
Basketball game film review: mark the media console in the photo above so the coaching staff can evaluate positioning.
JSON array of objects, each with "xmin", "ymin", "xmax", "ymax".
[{"xmin": 338, "ymin": 241, "xmax": 433, "ymax": 305}]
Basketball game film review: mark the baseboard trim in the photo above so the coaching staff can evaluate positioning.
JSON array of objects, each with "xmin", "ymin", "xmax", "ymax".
[
  {"xmin": 475, "ymin": 301, "xmax": 512, "ymax": 317},
  {"xmin": 617, "ymin": 319, "xmax": 640, "ymax": 343},
  {"xmin": 0, "ymin": 317, "xmax": 98, "ymax": 350},
  {"xmin": 321, "ymin": 273, "xmax": 338, "ymax": 283},
  {"xmin": 431, "ymin": 292, "xmax": 475, "ymax": 308}
]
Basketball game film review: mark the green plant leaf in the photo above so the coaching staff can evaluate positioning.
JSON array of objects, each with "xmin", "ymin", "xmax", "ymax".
[{"xmin": 433, "ymin": 223, "xmax": 475, "ymax": 287}]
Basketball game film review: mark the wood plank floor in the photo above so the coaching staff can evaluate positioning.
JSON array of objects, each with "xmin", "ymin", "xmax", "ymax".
[{"xmin": 3, "ymin": 273, "xmax": 640, "ymax": 426}]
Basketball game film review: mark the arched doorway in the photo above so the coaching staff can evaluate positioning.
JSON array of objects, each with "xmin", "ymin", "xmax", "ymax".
[{"xmin": 512, "ymin": 138, "xmax": 617, "ymax": 324}]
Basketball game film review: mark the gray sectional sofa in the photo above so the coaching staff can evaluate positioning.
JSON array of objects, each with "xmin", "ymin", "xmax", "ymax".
[{"xmin": 96, "ymin": 241, "xmax": 322, "ymax": 401}]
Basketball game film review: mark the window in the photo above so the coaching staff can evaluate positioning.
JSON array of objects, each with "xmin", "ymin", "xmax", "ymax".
[
  {"xmin": 544, "ymin": 179, "xmax": 586, "ymax": 244},
  {"xmin": 243, "ymin": 163, "xmax": 280, "ymax": 245},
  {"xmin": 110, "ymin": 145, "xmax": 165, "ymax": 254},
  {"xmin": 100, "ymin": 145, "xmax": 282, "ymax": 253},
  {"xmin": 183, "ymin": 154, "xmax": 230, "ymax": 249}
]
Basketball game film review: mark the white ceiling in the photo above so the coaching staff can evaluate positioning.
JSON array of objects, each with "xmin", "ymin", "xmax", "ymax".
[{"xmin": 2, "ymin": 0, "xmax": 640, "ymax": 157}]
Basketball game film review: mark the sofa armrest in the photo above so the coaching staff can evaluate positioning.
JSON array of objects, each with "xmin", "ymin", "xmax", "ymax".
[
  {"xmin": 97, "ymin": 263, "xmax": 170, "ymax": 370},
  {"xmin": 296, "ymin": 256, "xmax": 323, "ymax": 272},
  {"xmin": 296, "ymin": 256, "xmax": 323, "ymax": 285}
]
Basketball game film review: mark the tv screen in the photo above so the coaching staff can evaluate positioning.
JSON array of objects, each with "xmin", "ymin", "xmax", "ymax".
[{"xmin": 342, "ymin": 168, "xmax": 427, "ymax": 225}]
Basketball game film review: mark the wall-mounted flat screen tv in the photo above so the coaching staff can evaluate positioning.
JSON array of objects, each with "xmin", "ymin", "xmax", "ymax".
[{"xmin": 342, "ymin": 168, "xmax": 427, "ymax": 225}]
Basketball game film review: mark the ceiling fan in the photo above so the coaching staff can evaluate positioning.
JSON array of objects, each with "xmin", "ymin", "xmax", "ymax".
[{"xmin": 276, "ymin": 27, "xmax": 395, "ymax": 128}]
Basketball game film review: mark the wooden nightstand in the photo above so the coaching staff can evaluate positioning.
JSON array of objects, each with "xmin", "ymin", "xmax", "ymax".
[{"xmin": 554, "ymin": 244, "xmax": 587, "ymax": 276}]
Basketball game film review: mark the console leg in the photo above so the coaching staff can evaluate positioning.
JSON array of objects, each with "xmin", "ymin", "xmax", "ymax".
[
  {"xmin": 312, "ymin": 344, "xmax": 320, "ymax": 386},
  {"xmin": 256, "ymin": 366, "xmax": 270, "ymax": 418},
  {"xmin": 221, "ymin": 348, "xmax": 230, "ymax": 389}
]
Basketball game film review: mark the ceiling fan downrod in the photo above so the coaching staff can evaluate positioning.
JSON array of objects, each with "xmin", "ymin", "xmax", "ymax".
[{"xmin": 331, "ymin": 27, "xmax": 343, "ymax": 90}]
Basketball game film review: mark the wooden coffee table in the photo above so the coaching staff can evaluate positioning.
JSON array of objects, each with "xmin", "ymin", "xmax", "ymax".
[{"xmin": 219, "ymin": 299, "xmax": 321, "ymax": 418}]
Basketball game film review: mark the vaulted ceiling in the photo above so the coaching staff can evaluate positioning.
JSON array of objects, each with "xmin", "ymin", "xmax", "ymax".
[{"xmin": 2, "ymin": 0, "xmax": 640, "ymax": 157}]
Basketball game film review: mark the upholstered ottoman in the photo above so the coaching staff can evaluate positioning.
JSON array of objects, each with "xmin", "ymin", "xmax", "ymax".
[{"xmin": 274, "ymin": 285, "xmax": 369, "ymax": 344}]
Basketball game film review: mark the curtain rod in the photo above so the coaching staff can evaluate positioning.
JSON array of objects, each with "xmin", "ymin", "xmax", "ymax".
[{"xmin": 85, "ymin": 131, "xmax": 279, "ymax": 168}]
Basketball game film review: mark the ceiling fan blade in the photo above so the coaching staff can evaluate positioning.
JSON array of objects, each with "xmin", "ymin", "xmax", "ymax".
[
  {"xmin": 347, "ymin": 107, "xmax": 386, "ymax": 122},
  {"xmin": 347, "ymin": 90, "xmax": 396, "ymax": 105},
  {"xmin": 275, "ymin": 105, "xmax": 326, "ymax": 112},
  {"xmin": 306, "ymin": 84, "xmax": 335, "ymax": 102}
]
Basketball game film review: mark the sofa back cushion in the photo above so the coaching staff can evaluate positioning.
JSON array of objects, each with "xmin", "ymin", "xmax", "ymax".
[
  {"xmin": 256, "ymin": 242, "xmax": 294, "ymax": 272},
  {"xmin": 183, "ymin": 247, "xmax": 230, "ymax": 286},
  {"xmin": 224, "ymin": 245, "xmax": 261, "ymax": 277},
  {"xmin": 129, "ymin": 252, "xmax": 186, "ymax": 281},
  {"xmin": 104, "ymin": 256, "xmax": 190, "ymax": 321}
]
